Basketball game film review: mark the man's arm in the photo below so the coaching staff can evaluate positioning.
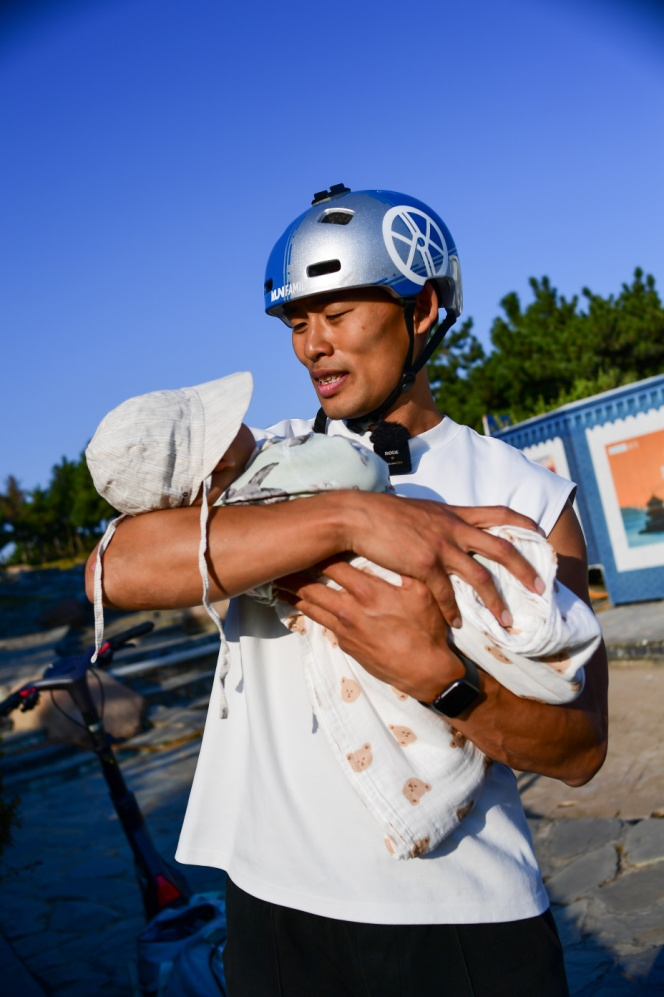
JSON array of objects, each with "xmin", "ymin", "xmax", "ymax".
[
  {"xmin": 276, "ymin": 500, "xmax": 608, "ymax": 787},
  {"xmin": 86, "ymin": 490, "xmax": 547, "ymax": 628}
]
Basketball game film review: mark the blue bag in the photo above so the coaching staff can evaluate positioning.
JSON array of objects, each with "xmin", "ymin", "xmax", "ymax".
[{"xmin": 137, "ymin": 892, "xmax": 227, "ymax": 996}]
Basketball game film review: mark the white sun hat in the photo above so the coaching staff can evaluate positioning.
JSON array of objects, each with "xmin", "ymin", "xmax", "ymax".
[
  {"xmin": 86, "ymin": 371, "xmax": 253, "ymax": 715},
  {"xmin": 86, "ymin": 371, "xmax": 254, "ymax": 514}
]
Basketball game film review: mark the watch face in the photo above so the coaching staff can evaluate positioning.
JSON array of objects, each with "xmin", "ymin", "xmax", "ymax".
[{"xmin": 433, "ymin": 680, "xmax": 479, "ymax": 719}]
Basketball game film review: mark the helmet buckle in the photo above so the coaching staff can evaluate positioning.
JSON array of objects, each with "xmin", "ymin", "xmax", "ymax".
[{"xmin": 400, "ymin": 371, "xmax": 416, "ymax": 394}]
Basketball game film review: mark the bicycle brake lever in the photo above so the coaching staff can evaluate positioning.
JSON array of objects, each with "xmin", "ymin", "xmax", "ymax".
[{"xmin": 19, "ymin": 688, "xmax": 40, "ymax": 712}]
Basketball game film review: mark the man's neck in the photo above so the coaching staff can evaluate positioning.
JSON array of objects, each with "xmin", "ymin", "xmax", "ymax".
[{"xmin": 376, "ymin": 378, "xmax": 443, "ymax": 438}]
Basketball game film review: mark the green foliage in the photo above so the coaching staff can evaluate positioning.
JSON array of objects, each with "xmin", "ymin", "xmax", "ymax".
[
  {"xmin": 0, "ymin": 452, "xmax": 116, "ymax": 567},
  {"xmin": 429, "ymin": 268, "xmax": 664, "ymax": 431},
  {"xmin": 427, "ymin": 318, "xmax": 488, "ymax": 430}
]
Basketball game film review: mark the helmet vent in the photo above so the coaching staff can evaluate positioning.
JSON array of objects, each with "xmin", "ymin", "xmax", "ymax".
[
  {"xmin": 319, "ymin": 209, "xmax": 354, "ymax": 226},
  {"xmin": 264, "ymin": 278, "xmax": 273, "ymax": 293},
  {"xmin": 307, "ymin": 260, "xmax": 341, "ymax": 278}
]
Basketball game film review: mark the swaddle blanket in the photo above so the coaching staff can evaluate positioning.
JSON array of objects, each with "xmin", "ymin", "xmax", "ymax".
[
  {"xmin": 448, "ymin": 525, "xmax": 601, "ymax": 705},
  {"xmin": 273, "ymin": 527, "xmax": 600, "ymax": 859},
  {"xmin": 222, "ymin": 435, "xmax": 602, "ymax": 859},
  {"xmin": 276, "ymin": 559, "xmax": 488, "ymax": 860}
]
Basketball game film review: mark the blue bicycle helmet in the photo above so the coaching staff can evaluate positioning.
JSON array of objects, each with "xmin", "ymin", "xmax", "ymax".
[
  {"xmin": 264, "ymin": 184, "xmax": 462, "ymax": 323},
  {"xmin": 264, "ymin": 185, "xmax": 463, "ymax": 459}
]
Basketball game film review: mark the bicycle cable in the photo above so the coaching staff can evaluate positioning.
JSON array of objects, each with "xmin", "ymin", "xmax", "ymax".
[{"xmin": 48, "ymin": 667, "xmax": 106, "ymax": 731}]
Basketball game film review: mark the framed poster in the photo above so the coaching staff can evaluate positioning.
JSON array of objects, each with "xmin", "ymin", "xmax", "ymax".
[
  {"xmin": 586, "ymin": 409, "xmax": 664, "ymax": 572},
  {"xmin": 522, "ymin": 436, "xmax": 571, "ymax": 479}
]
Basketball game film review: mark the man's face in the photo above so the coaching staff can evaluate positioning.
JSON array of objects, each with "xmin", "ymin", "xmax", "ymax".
[{"xmin": 285, "ymin": 288, "xmax": 409, "ymax": 421}]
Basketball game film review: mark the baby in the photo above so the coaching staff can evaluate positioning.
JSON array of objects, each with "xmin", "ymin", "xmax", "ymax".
[
  {"xmin": 85, "ymin": 371, "xmax": 395, "ymax": 679},
  {"xmin": 87, "ymin": 372, "xmax": 601, "ymax": 859}
]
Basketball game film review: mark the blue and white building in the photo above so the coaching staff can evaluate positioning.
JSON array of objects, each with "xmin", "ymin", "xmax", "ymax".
[{"xmin": 493, "ymin": 375, "xmax": 664, "ymax": 606}]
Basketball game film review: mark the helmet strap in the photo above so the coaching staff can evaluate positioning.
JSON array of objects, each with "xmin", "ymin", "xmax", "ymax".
[
  {"xmin": 313, "ymin": 407, "xmax": 328, "ymax": 435},
  {"xmin": 410, "ymin": 308, "xmax": 457, "ymax": 374}
]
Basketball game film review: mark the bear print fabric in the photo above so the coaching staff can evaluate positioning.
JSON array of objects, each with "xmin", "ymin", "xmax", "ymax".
[{"xmin": 285, "ymin": 567, "xmax": 487, "ymax": 861}]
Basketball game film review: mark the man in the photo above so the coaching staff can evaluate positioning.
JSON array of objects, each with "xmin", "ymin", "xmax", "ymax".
[{"xmin": 88, "ymin": 185, "xmax": 608, "ymax": 995}]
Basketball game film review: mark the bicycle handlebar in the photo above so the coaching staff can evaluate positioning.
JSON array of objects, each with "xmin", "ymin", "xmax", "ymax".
[
  {"xmin": 0, "ymin": 621, "xmax": 155, "ymax": 717},
  {"xmin": 99, "ymin": 621, "xmax": 155, "ymax": 656}
]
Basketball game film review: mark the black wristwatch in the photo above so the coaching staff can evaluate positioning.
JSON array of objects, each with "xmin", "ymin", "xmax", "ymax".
[{"xmin": 426, "ymin": 650, "xmax": 481, "ymax": 719}]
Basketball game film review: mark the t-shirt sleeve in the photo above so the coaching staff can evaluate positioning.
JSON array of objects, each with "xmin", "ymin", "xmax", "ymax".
[{"xmin": 501, "ymin": 446, "xmax": 576, "ymax": 537}]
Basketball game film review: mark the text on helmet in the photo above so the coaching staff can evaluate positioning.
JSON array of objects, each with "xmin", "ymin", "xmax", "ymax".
[{"xmin": 271, "ymin": 281, "xmax": 303, "ymax": 303}]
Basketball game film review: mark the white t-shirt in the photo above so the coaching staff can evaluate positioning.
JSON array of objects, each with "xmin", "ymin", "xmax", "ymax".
[{"xmin": 176, "ymin": 416, "xmax": 575, "ymax": 924}]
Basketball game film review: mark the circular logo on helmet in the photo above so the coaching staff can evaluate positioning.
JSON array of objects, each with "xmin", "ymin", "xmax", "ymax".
[{"xmin": 382, "ymin": 206, "xmax": 449, "ymax": 285}]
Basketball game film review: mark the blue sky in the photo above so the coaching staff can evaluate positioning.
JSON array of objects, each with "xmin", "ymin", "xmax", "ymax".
[{"xmin": 2, "ymin": 0, "xmax": 663, "ymax": 493}]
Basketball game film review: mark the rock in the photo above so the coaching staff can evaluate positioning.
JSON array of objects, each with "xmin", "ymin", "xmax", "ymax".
[
  {"xmin": 546, "ymin": 844, "xmax": 618, "ymax": 904},
  {"xmin": 545, "ymin": 818, "xmax": 624, "ymax": 860},
  {"xmin": 624, "ymin": 819, "xmax": 664, "ymax": 868},
  {"xmin": 600, "ymin": 865, "xmax": 664, "ymax": 914}
]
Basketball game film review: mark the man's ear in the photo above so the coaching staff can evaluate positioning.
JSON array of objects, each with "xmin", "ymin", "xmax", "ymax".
[{"xmin": 413, "ymin": 283, "xmax": 439, "ymax": 337}]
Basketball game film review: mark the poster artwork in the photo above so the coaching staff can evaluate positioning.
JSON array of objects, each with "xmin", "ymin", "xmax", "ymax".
[
  {"xmin": 605, "ymin": 428, "xmax": 664, "ymax": 549},
  {"xmin": 534, "ymin": 453, "xmax": 557, "ymax": 474},
  {"xmin": 522, "ymin": 437, "xmax": 570, "ymax": 480}
]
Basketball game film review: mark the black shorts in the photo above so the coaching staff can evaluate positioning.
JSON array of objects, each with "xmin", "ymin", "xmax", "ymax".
[{"xmin": 223, "ymin": 878, "xmax": 569, "ymax": 997}]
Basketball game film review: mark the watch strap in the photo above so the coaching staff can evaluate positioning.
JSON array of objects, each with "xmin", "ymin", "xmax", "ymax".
[{"xmin": 427, "ymin": 650, "xmax": 481, "ymax": 718}]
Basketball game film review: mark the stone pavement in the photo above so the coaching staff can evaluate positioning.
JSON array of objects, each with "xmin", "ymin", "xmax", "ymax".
[
  {"xmin": 531, "ymin": 817, "xmax": 664, "ymax": 994},
  {"xmin": 0, "ymin": 600, "xmax": 663, "ymax": 995}
]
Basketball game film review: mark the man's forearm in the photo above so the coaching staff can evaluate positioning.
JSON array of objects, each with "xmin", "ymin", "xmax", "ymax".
[
  {"xmin": 86, "ymin": 489, "xmax": 547, "ymax": 631},
  {"xmin": 447, "ymin": 644, "xmax": 609, "ymax": 786},
  {"xmin": 86, "ymin": 494, "xmax": 351, "ymax": 610}
]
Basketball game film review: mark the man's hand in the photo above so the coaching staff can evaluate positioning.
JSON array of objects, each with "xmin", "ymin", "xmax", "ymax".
[
  {"xmin": 338, "ymin": 492, "xmax": 546, "ymax": 629},
  {"xmin": 276, "ymin": 558, "xmax": 465, "ymax": 703}
]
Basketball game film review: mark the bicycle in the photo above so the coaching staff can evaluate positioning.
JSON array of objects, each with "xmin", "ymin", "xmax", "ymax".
[{"xmin": 0, "ymin": 622, "xmax": 227, "ymax": 996}]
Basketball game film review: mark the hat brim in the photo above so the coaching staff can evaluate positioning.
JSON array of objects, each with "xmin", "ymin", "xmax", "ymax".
[{"xmin": 195, "ymin": 371, "xmax": 254, "ymax": 486}]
